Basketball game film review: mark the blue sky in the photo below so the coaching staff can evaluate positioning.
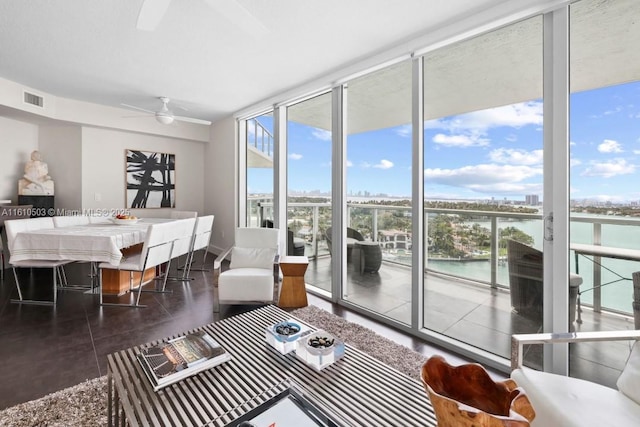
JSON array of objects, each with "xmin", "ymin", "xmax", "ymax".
[{"xmin": 249, "ymin": 81, "xmax": 640, "ymax": 204}]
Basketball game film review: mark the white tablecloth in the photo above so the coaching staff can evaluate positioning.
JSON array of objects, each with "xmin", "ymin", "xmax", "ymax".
[{"xmin": 10, "ymin": 221, "xmax": 157, "ymax": 266}]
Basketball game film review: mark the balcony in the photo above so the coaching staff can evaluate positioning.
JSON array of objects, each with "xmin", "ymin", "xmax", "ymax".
[{"xmin": 252, "ymin": 198, "xmax": 639, "ymax": 388}]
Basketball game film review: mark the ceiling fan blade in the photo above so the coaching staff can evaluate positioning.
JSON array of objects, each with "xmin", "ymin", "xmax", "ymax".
[
  {"xmin": 174, "ymin": 115, "xmax": 212, "ymax": 126},
  {"xmin": 121, "ymin": 103, "xmax": 155, "ymax": 114},
  {"xmin": 203, "ymin": 0, "xmax": 269, "ymax": 38},
  {"xmin": 136, "ymin": 0, "xmax": 172, "ymax": 31}
]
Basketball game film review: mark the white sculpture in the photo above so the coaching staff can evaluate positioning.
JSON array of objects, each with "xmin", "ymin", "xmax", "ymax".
[{"xmin": 18, "ymin": 150, "xmax": 55, "ymax": 195}]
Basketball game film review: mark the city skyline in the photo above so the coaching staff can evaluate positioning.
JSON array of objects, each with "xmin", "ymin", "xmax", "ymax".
[{"xmin": 248, "ymin": 80, "xmax": 640, "ymax": 204}]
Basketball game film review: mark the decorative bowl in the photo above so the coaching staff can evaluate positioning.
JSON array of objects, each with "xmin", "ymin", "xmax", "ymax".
[
  {"xmin": 305, "ymin": 331, "xmax": 336, "ymax": 356},
  {"xmin": 272, "ymin": 321, "xmax": 302, "ymax": 342}
]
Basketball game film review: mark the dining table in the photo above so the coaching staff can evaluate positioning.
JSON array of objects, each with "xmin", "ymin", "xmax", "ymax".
[{"xmin": 9, "ymin": 218, "xmax": 170, "ymax": 267}]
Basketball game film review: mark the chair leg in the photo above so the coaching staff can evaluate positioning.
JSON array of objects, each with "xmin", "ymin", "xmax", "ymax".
[{"xmin": 10, "ymin": 267, "xmax": 56, "ymax": 306}]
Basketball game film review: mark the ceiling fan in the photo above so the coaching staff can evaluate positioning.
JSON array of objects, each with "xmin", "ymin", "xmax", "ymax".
[
  {"xmin": 136, "ymin": 0, "xmax": 269, "ymax": 37},
  {"xmin": 121, "ymin": 97, "xmax": 212, "ymax": 125}
]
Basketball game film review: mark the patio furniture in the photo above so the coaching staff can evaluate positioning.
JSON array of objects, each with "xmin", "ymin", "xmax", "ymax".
[
  {"xmin": 422, "ymin": 355, "xmax": 535, "ymax": 427},
  {"xmin": 511, "ymin": 330, "xmax": 640, "ymax": 427},
  {"xmin": 213, "ymin": 227, "xmax": 279, "ymax": 312},
  {"xmin": 355, "ymin": 240, "xmax": 382, "ymax": 274},
  {"xmin": 262, "ymin": 219, "xmax": 305, "ymax": 256},
  {"xmin": 107, "ymin": 305, "xmax": 434, "ymax": 426},
  {"xmin": 506, "ymin": 239, "xmax": 582, "ymax": 324},
  {"xmin": 325, "ymin": 226, "xmax": 364, "ymax": 261}
]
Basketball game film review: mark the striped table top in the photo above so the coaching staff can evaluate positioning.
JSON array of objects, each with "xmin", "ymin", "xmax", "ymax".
[{"xmin": 107, "ymin": 305, "xmax": 436, "ymax": 426}]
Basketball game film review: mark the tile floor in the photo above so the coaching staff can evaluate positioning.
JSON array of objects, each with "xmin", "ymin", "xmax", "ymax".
[{"xmin": 0, "ymin": 257, "xmax": 477, "ymax": 410}]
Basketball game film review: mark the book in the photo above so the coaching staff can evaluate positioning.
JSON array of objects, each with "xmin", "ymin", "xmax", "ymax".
[{"xmin": 136, "ymin": 330, "xmax": 231, "ymax": 391}]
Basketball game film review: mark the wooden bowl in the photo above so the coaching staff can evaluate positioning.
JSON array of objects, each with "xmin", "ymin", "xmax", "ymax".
[{"xmin": 421, "ymin": 355, "xmax": 535, "ymax": 427}]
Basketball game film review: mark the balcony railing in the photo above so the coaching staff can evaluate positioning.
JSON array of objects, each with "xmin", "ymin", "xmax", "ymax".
[{"xmin": 248, "ymin": 197, "xmax": 640, "ymax": 317}]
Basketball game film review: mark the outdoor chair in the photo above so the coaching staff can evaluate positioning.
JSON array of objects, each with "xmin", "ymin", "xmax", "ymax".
[
  {"xmin": 507, "ymin": 239, "xmax": 582, "ymax": 325},
  {"xmin": 4, "ymin": 217, "xmax": 72, "ymax": 306},
  {"xmin": 325, "ymin": 226, "xmax": 364, "ymax": 261},
  {"xmin": 213, "ymin": 227, "xmax": 279, "ymax": 312},
  {"xmin": 262, "ymin": 219, "xmax": 305, "ymax": 256}
]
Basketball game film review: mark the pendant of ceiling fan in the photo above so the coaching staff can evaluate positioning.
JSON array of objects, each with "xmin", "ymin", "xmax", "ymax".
[{"xmin": 121, "ymin": 97, "xmax": 211, "ymax": 125}]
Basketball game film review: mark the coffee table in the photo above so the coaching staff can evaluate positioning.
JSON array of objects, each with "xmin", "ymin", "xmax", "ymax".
[{"xmin": 107, "ymin": 305, "xmax": 436, "ymax": 426}]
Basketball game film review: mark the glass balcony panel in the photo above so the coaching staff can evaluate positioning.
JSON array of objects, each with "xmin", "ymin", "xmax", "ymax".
[{"xmin": 423, "ymin": 15, "xmax": 544, "ymax": 363}]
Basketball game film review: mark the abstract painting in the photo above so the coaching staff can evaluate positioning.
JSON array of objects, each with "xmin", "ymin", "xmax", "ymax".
[{"xmin": 126, "ymin": 149, "xmax": 175, "ymax": 208}]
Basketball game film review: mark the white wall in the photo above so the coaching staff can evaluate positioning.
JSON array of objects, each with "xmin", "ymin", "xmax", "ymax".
[
  {"xmin": 0, "ymin": 116, "xmax": 39, "ymax": 202},
  {"xmin": 206, "ymin": 115, "xmax": 236, "ymax": 253},
  {"xmin": 39, "ymin": 125, "xmax": 82, "ymax": 211},
  {"xmin": 81, "ymin": 127, "xmax": 205, "ymax": 216}
]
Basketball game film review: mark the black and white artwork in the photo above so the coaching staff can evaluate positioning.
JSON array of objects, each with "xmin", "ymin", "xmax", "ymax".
[{"xmin": 126, "ymin": 149, "xmax": 175, "ymax": 208}]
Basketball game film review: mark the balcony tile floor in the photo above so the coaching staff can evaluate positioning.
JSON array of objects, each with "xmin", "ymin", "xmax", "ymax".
[{"xmin": 306, "ymin": 255, "xmax": 637, "ymax": 389}]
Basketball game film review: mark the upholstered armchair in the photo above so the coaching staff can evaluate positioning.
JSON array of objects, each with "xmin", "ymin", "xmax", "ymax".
[{"xmin": 213, "ymin": 227, "xmax": 280, "ymax": 312}]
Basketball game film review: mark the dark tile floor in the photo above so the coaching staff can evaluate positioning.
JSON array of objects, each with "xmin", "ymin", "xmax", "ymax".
[{"xmin": 0, "ymin": 258, "xmax": 485, "ymax": 411}]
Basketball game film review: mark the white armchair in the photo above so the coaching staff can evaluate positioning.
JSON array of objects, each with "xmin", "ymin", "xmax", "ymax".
[
  {"xmin": 213, "ymin": 227, "xmax": 280, "ymax": 312},
  {"xmin": 511, "ymin": 330, "xmax": 640, "ymax": 426}
]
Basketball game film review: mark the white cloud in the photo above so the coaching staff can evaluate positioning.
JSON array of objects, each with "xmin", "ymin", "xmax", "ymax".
[
  {"xmin": 427, "ymin": 101, "xmax": 543, "ymax": 134},
  {"xmin": 312, "ymin": 128, "xmax": 332, "ymax": 141},
  {"xmin": 505, "ymin": 134, "xmax": 517, "ymax": 142},
  {"xmin": 581, "ymin": 158, "xmax": 635, "ymax": 178},
  {"xmin": 373, "ymin": 159, "xmax": 394, "ymax": 169},
  {"xmin": 488, "ymin": 148, "xmax": 543, "ymax": 166},
  {"xmin": 570, "ymin": 158, "xmax": 582, "ymax": 167},
  {"xmin": 634, "ymin": 150, "xmax": 640, "ymax": 155},
  {"xmin": 396, "ymin": 124, "xmax": 411, "ymax": 137},
  {"xmin": 288, "ymin": 153, "xmax": 303, "ymax": 160},
  {"xmin": 432, "ymin": 133, "xmax": 489, "ymax": 147},
  {"xmin": 346, "ymin": 160, "xmax": 353, "ymax": 167},
  {"xmin": 598, "ymin": 139, "xmax": 623, "ymax": 153},
  {"xmin": 424, "ymin": 164, "xmax": 542, "ymax": 194}
]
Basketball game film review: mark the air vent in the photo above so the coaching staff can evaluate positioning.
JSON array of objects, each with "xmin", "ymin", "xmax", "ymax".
[{"xmin": 23, "ymin": 91, "xmax": 44, "ymax": 108}]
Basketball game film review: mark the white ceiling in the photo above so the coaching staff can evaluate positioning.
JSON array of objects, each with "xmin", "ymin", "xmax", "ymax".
[{"xmin": 0, "ymin": 0, "xmax": 517, "ymax": 125}]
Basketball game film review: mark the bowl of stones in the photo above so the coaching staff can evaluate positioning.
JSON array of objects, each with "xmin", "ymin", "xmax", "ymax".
[
  {"xmin": 305, "ymin": 331, "xmax": 336, "ymax": 355},
  {"xmin": 273, "ymin": 321, "xmax": 302, "ymax": 342}
]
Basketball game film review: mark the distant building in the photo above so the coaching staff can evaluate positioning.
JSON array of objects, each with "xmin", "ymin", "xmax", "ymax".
[{"xmin": 525, "ymin": 194, "xmax": 540, "ymax": 206}]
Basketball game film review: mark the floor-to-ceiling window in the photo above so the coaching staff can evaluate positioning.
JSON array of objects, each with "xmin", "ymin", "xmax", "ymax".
[
  {"xmin": 237, "ymin": 3, "xmax": 638, "ymax": 384},
  {"xmin": 344, "ymin": 61, "xmax": 413, "ymax": 324},
  {"xmin": 422, "ymin": 16, "xmax": 544, "ymax": 363},
  {"xmin": 287, "ymin": 92, "xmax": 333, "ymax": 293},
  {"xmin": 245, "ymin": 112, "xmax": 274, "ymax": 227},
  {"xmin": 569, "ymin": 0, "xmax": 640, "ymax": 386}
]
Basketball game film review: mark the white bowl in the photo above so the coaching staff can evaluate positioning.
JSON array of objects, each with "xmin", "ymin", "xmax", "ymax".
[{"xmin": 111, "ymin": 217, "xmax": 139, "ymax": 225}]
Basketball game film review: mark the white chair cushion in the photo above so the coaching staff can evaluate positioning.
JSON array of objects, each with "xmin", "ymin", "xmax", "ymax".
[
  {"xmin": 218, "ymin": 268, "xmax": 274, "ymax": 301},
  {"xmin": 617, "ymin": 341, "xmax": 640, "ymax": 405},
  {"xmin": 512, "ymin": 367, "xmax": 640, "ymax": 427},
  {"xmin": 569, "ymin": 273, "xmax": 583, "ymax": 287},
  {"xmin": 230, "ymin": 247, "xmax": 276, "ymax": 269}
]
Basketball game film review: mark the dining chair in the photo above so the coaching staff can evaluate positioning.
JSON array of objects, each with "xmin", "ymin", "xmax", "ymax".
[
  {"xmin": 0, "ymin": 204, "xmax": 33, "ymax": 280},
  {"xmin": 213, "ymin": 227, "xmax": 279, "ymax": 312},
  {"xmin": 183, "ymin": 215, "xmax": 215, "ymax": 276},
  {"xmin": 53, "ymin": 215, "xmax": 90, "ymax": 227},
  {"xmin": 162, "ymin": 217, "xmax": 197, "ymax": 282},
  {"xmin": 4, "ymin": 217, "xmax": 72, "ymax": 306},
  {"xmin": 98, "ymin": 220, "xmax": 177, "ymax": 308}
]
